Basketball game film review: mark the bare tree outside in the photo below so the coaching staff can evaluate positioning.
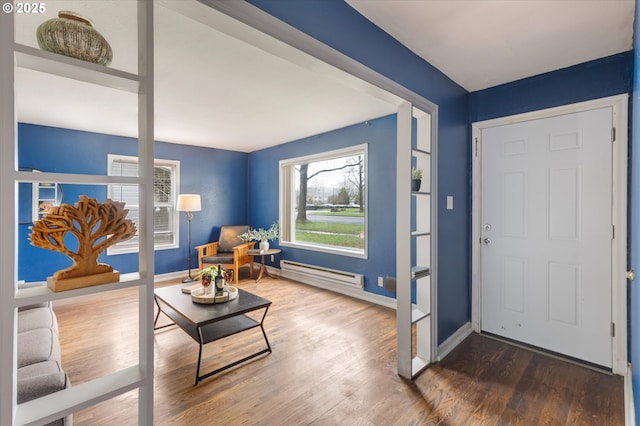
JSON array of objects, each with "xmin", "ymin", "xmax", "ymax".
[
  {"xmin": 289, "ymin": 152, "xmax": 366, "ymax": 252},
  {"xmin": 296, "ymin": 158, "xmax": 360, "ymax": 222},
  {"xmin": 296, "ymin": 163, "xmax": 309, "ymax": 222},
  {"xmin": 346, "ymin": 155, "xmax": 365, "ymax": 212}
]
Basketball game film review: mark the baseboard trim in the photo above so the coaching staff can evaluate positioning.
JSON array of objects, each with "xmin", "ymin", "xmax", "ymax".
[
  {"xmin": 438, "ymin": 321, "xmax": 472, "ymax": 361},
  {"xmin": 155, "ymin": 270, "xmax": 191, "ymax": 282},
  {"xmin": 280, "ymin": 269, "xmax": 397, "ymax": 309},
  {"xmin": 626, "ymin": 363, "xmax": 635, "ymax": 426}
]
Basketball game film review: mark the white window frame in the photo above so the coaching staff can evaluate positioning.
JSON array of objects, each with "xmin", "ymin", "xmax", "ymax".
[
  {"xmin": 107, "ymin": 154, "xmax": 180, "ymax": 255},
  {"xmin": 279, "ymin": 144, "xmax": 368, "ymax": 259}
]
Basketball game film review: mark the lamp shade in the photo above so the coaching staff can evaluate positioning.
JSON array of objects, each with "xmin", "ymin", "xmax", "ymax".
[{"xmin": 176, "ymin": 194, "xmax": 201, "ymax": 212}]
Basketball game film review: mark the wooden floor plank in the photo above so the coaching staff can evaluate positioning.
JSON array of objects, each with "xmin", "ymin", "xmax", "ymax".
[{"xmin": 52, "ymin": 276, "xmax": 624, "ymax": 425}]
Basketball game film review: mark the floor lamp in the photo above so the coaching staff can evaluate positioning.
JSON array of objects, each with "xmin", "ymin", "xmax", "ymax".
[{"xmin": 177, "ymin": 194, "xmax": 201, "ymax": 283}]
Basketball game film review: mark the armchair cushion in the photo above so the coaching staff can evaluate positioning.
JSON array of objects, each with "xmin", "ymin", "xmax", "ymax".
[
  {"xmin": 201, "ymin": 253, "xmax": 234, "ymax": 264},
  {"xmin": 218, "ymin": 225, "xmax": 250, "ymax": 252}
]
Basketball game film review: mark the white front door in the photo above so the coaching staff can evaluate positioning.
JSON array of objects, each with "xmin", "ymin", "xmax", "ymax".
[{"xmin": 480, "ymin": 107, "xmax": 613, "ymax": 367}]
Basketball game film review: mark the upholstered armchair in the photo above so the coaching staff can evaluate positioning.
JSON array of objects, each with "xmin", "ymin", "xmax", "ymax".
[{"xmin": 195, "ymin": 225, "xmax": 255, "ymax": 284}]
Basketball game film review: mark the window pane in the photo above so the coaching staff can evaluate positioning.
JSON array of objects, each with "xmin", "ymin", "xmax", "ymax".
[
  {"xmin": 108, "ymin": 155, "xmax": 179, "ymax": 252},
  {"xmin": 154, "ymin": 166, "xmax": 172, "ymax": 203},
  {"xmin": 111, "ymin": 184, "xmax": 138, "ymax": 205},
  {"xmin": 111, "ymin": 160, "xmax": 138, "ymax": 177},
  {"xmin": 154, "ymin": 206, "xmax": 174, "ymax": 244},
  {"xmin": 281, "ymin": 145, "xmax": 367, "ymax": 257}
]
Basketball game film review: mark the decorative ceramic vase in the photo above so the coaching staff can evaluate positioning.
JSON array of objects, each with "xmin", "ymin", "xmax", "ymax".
[
  {"xmin": 36, "ymin": 11, "xmax": 113, "ymax": 66},
  {"xmin": 259, "ymin": 241, "xmax": 270, "ymax": 252}
]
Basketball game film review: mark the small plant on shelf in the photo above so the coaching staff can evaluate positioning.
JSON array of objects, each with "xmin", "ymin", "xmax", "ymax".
[
  {"xmin": 411, "ymin": 167, "xmax": 423, "ymax": 192},
  {"xmin": 411, "ymin": 167, "xmax": 423, "ymax": 181},
  {"xmin": 239, "ymin": 221, "xmax": 279, "ymax": 251}
]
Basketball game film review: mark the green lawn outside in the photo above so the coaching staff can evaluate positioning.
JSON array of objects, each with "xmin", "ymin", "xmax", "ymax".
[
  {"xmin": 296, "ymin": 220, "xmax": 363, "ymax": 235},
  {"xmin": 295, "ymin": 217, "xmax": 364, "ymax": 250},
  {"xmin": 295, "ymin": 230, "xmax": 364, "ymax": 249}
]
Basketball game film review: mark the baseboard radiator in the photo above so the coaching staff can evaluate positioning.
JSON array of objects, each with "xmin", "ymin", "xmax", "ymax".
[{"xmin": 280, "ymin": 260, "xmax": 364, "ymax": 289}]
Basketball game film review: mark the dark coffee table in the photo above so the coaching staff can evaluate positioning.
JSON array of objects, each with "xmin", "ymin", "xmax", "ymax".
[{"xmin": 154, "ymin": 284, "xmax": 272, "ymax": 384}]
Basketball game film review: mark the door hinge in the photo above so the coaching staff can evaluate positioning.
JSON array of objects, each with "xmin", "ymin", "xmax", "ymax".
[
  {"xmin": 612, "ymin": 127, "xmax": 616, "ymax": 142},
  {"xmin": 611, "ymin": 322, "xmax": 615, "ymax": 337},
  {"xmin": 612, "ymin": 224, "xmax": 615, "ymax": 239},
  {"xmin": 475, "ymin": 137, "xmax": 478, "ymax": 157}
]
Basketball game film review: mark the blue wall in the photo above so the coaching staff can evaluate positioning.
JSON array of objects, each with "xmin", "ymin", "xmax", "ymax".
[
  {"xmin": 248, "ymin": 0, "xmax": 471, "ymax": 344},
  {"xmin": 248, "ymin": 115, "xmax": 397, "ymax": 297},
  {"xmin": 470, "ymin": 51, "xmax": 633, "ymax": 122},
  {"xmin": 18, "ymin": 123, "xmax": 248, "ymax": 282}
]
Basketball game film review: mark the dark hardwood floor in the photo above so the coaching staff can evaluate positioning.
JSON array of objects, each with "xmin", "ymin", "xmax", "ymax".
[{"xmin": 52, "ymin": 273, "xmax": 624, "ymax": 425}]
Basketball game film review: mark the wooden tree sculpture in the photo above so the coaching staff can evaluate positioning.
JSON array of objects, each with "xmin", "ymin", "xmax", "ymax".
[{"xmin": 30, "ymin": 195, "xmax": 136, "ymax": 291}]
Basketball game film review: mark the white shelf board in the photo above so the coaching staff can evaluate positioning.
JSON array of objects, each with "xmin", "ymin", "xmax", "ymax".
[
  {"xmin": 411, "ymin": 191, "xmax": 431, "ymax": 196},
  {"xmin": 15, "ymin": 273, "xmax": 143, "ymax": 308},
  {"xmin": 14, "ymin": 43, "xmax": 141, "ymax": 93},
  {"xmin": 15, "ymin": 366, "xmax": 144, "ymax": 426},
  {"xmin": 411, "ymin": 306, "xmax": 430, "ymax": 324},
  {"xmin": 15, "ymin": 171, "xmax": 142, "ymax": 186},
  {"xmin": 412, "ymin": 148, "xmax": 431, "ymax": 157},
  {"xmin": 411, "ymin": 265, "xmax": 430, "ymax": 280},
  {"xmin": 411, "ymin": 231, "xmax": 431, "ymax": 238}
]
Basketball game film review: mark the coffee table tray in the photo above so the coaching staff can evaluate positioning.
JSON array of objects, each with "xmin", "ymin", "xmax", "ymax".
[{"xmin": 191, "ymin": 286, "xmax": 238, "ymax": 304}]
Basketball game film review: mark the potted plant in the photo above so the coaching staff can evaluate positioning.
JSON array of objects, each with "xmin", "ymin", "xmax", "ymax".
[
  {"xmin": 239, "ymin": 221, "xmax": 279, "ymax": 252},
  {"xmin": 412, "ymin": 167, "xmax": 423, "ymax": 192}
]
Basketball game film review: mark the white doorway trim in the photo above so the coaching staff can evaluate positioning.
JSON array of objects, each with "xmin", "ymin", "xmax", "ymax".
[{"xmin": 471, "ymin": 94, "xmax": 628, "ymax": 375}]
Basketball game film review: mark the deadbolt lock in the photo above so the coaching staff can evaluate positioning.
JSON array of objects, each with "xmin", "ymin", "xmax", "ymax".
[{"xmin": 628, "ymin": 270, "xmax": 635, "ymax": 281}]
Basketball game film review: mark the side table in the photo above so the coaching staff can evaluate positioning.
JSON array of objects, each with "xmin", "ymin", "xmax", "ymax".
[{"xmin": 249, "ymin": 248, "xmax": 281, "ymax": 282}]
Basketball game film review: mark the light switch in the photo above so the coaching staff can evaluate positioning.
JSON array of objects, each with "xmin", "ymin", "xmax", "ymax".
[{"xmin": 446, "ymin": 196, "xmax": 453, "ymax": 210}]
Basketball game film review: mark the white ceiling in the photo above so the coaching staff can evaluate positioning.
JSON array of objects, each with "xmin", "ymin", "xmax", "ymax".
[
  {"xmin": 14, "ymin": 0, "xmax": 635, "ymax": 152},
  {"xmin": 15, "ymin": 0, "xmax": 399, "ymax": 152},
  {"xmin": 347, "ymin": 0, "xmax": 635, "ymax": 92}
]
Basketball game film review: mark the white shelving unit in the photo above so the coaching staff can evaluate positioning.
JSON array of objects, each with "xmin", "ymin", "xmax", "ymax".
[
  {"xmin": 32, "ymin": 182, "xmax": 60, "ymax": 221},
  {"xmin": 1, "ymin": 2, "xmax": 155, "ymax": 424},
  {"xmin": 396, "ymin": 103, "xmax": 437, "ymax": 380}
]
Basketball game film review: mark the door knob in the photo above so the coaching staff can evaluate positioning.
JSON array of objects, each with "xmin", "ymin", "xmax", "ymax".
[{"xmin": 483, "ymin": 238, "xmax": 492, "ymax": 246}]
